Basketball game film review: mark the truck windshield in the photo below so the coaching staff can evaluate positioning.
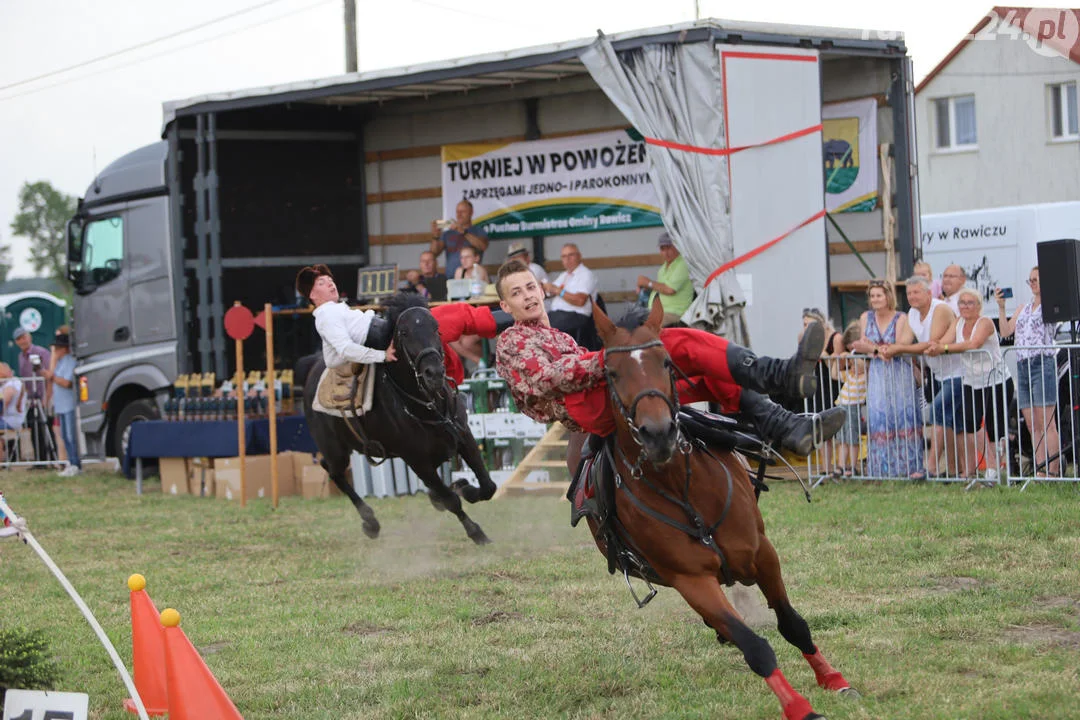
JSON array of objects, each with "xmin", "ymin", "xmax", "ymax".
[{"xmin": 71, "ymin": 216, "xmax": 124, "ymax": 293}]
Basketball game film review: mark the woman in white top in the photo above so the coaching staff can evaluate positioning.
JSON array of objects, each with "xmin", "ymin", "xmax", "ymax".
[
  {"xmin": 996, "ymin": 266, "xmax": 1060, "ymax": 476},
  {"xmin": 930, "ymin": 288, "xmax": 1012, "ymax": 481}
]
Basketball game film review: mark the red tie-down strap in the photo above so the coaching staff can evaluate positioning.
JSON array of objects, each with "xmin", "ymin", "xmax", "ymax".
[
  {"xmin": 705, "ymin": 209, "xmax": 827, "ymax": 288},
  {"xmin": 643, "ymin": 123, "xmax": 827, "ymax": 287},
  {"xmin": 644, "ymin": 123, "xmax": 822, "ymax": 157}
]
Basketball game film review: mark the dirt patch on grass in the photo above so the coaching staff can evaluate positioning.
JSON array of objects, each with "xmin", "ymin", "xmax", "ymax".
[
  {"xmin": 1033, "ymin": 596, "xmax": 1080, "ymax": 613},
  {"xmin": 197, "ymin": 641, "xmax": 230, "ymax": 655},
  {"xmin": 472, "ymin": 610, "xmax": 523, "ymax": 626},
  {"xmin": 342, "ymin": 621, "xmax": 395, "ymax": 637},
  {"xmin": 927, "ymin": 576, "xmax": 985, "ymax": 593},
  {"xmin": 1004, "ymin": 623, "xmax": 1080, "ymax": 650}
]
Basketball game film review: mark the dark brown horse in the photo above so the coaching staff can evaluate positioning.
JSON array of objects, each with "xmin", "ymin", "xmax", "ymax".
[{"xmin": 569, "ymin": 300, "xmax": 857, "ymax": 720}]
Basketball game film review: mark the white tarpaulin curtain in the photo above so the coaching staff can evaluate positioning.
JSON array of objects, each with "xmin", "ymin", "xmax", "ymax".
[{"xmin": 581, "ymin": 34, "xmax": 749, "ymax": 345}]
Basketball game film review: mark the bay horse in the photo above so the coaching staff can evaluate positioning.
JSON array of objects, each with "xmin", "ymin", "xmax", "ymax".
[
  {"xmin": 301, "ymin": 293, "xmax": 495, "ymax": 544},
  {"xmin": 570, "ymin": 300, "xmax": 857, "ymax": 720}
]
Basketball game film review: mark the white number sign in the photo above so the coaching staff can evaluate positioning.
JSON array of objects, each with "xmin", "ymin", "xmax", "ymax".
[{"xmin": 2, "ymin": 689, "xmax": 88, "ymax": 720}]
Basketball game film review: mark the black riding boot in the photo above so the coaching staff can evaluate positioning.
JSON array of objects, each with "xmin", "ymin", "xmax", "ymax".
[
  {"xmin": 739, "ymin": 389, "xmax": 846, "ymax": 456},
  {"xmin": 727, "ymin": 321, "xmax": 825, "ymax": 400}
]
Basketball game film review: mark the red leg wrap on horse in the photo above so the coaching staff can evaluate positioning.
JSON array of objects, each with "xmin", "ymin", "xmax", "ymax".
[
  {"xmin": 659, "ymin": 328, "xmax": 734, "ymax": 384},
  {"xmin": 765, "ymin": 670, "xmax": 814, "ymax": 720},
  {"xmin": 803, "ymin": 649, "xmax": 850, "ymax": 691}
]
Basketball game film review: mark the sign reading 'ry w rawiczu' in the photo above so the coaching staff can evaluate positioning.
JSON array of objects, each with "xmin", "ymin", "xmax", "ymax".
[{"xmin": 441, "ymin": 130, "xmax": 663, "ymax": 240}]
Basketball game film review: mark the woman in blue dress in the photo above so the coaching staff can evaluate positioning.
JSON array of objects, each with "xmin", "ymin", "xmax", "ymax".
[{"xmin": 851, "ymin": 280, "xmax": 925, "ymax": 478}]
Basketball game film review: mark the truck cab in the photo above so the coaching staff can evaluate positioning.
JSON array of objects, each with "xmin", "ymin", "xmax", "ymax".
[{"xmin": 67, "ymin": 142, "xmax": 176, "ymax": 458}]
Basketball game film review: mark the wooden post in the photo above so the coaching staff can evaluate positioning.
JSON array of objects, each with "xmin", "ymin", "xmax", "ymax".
[
  {"xmin": 265, "ymin": 303, "xmax": 278, "ymax": 508},
  {"xmin": 234, "ymin": 303, "xmax": 247, "ymax": 508},
  {"xmin": 880, "ymin": 143, "xmax": 897, "ymax": 286}
]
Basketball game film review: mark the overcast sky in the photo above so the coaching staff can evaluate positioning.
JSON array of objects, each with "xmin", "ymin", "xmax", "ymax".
[{"xmin": 0, "ymin": 0, "xmax": 993, "ymax": 278}]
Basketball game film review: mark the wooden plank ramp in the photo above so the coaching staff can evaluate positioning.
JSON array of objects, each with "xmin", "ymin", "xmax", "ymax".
[{"xmin": 493, "ymin": 423, "xmax": 572, "ymax": 500}]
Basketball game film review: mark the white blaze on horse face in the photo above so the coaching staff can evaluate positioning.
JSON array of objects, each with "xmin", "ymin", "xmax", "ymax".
[{"xmin": 629, "ymin": 349, "xmax": 646, "ymax": 369}]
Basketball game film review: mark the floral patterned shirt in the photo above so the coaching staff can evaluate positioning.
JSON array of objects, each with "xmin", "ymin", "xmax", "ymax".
[{"xmin": 495, "ymin": 320, "xmax": 604, "ymax": 431}]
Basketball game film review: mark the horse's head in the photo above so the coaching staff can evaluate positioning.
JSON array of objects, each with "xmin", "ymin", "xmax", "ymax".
[
  {"xmin": 383, "ymin": 293, "xmax": 445, "ymax": 397},
  {"xmin": 594, "ymin": 298, "xmax": 679, "ymax": 466}
]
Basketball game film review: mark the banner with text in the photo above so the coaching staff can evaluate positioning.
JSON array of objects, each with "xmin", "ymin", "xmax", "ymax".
[{"xmin": 441, "ymin": 130, "xmax": 663, "ymax": 240}]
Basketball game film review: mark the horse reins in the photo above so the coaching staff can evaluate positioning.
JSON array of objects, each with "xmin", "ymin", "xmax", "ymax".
[{"xmin": 603, "ymin": 339, "xmax": 736, "ymax": 586}]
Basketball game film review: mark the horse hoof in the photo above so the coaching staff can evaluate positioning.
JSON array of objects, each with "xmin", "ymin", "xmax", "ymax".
[
  {"xmin": 428, "ymin": 493, "xmax": 447, "ymax": 512},
  {"xmin": 838, "ymin": 688, "xmax": 860, "ymax": 700},
  {"xmin": 469, "ymin": 529, "xmax": 492, "ymax": 545},
  {"xmin": 358, "ymin": 506, "xmax": 381, "ymax": 538}
]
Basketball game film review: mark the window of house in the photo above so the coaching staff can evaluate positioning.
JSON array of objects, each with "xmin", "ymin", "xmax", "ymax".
[
  {"xmin": 1049, "ymin": 82, "xmax": 1079, "ymax": 140},
  {"xmin": 933, "ymin": 95, "xmax": 977, "ymax": 150}
]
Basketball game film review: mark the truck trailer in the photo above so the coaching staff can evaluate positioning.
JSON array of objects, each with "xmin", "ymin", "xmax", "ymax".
[{"xmin": 66, "ymin": 18, "xmax": 918, "ymax": 458}]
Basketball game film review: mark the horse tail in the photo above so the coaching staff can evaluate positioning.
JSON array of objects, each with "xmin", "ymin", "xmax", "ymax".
[{"xmin": 294, "ymin": 352, "xmax": 322, "ymax": 391}]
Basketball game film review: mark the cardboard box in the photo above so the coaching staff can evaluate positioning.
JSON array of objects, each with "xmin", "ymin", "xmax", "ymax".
[
  {"xmin": 186, "ymin": 457, "xmax": 216, "ymax": 497},
  {"xmin": 215, "ymin": 454, "xmax": 294, "ymax": 500},
  {"xmin": 301, "ymin": 463, "xmax": 342, "ymax": 499},
  {"xmin": 160, "ymin": 458, "xmax": 189, "ymax": 496},
  {"xmin": 289, "ymin": 451, "xmax": 320, "ymax": 480}
]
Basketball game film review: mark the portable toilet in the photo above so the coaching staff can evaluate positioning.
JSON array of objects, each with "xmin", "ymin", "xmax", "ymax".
[{"xmin": 0, "ymin": 291, "xmax": 68, "ymax": 370}]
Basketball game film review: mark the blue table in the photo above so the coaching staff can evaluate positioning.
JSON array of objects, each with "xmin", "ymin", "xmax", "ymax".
[{"xmin": 126, "ymin": 416, "xmax": 318, "ymax": 493}]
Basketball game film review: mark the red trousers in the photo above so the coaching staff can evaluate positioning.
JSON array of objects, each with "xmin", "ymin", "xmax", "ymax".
[
  {"xmin": 565, "ymin": 328, "xmax": 742, "ymax": 436},
  {"xmin": 429, "ymin": 303, "xmax": 497, "ymax": 387},
  {"xmin": 430, "ymin": 305, "xmax": 743, "ymax": 435}
]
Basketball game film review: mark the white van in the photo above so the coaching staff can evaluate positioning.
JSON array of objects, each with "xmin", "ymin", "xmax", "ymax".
[{"xmin": 920, "ymin": 202, "xmax": 1080, "ymax": 318}]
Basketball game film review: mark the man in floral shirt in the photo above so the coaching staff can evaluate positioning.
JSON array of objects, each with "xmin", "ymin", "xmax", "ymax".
[{"xmin": 492, "ymin": 261, "xmax": 844, "ymax": 454}]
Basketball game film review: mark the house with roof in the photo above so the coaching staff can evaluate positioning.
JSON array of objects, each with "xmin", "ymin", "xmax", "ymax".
[{"xmin": 915, "ymin": 7, "xmax": 1080, "ymax": 213}]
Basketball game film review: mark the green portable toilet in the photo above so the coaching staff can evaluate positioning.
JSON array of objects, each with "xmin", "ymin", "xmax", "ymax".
[{"xmin": 0, "ymin": 291, "xmax": 68, "ymax": 371}]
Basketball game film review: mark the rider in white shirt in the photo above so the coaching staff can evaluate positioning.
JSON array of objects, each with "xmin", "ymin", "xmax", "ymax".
[{"xmin": 296, "ymin": 265, "xmax": 397, "ymax": 369}]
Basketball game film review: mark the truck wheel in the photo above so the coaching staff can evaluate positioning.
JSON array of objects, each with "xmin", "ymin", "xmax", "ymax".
[{"xmin": 114, "ymin": 399, "xmax": 160, "ymax": 460}]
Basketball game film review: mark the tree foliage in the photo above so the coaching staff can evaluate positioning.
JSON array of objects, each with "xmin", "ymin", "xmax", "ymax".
[
  {"xmin": 10, "ymin": 181, "xmax": 77, "ymax": 285},
  {"xmin": 0, "ymin": 626, "xmax": 61, "ymax": 702}
]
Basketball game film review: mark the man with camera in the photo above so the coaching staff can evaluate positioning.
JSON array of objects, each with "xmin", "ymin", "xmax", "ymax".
[
  {"xmin": 13, "ymin": 327, "xmax": 58, "ymax": 467},
  {"xmin": 430, "ymin": 199, "xmax": 489, "ymax": 280}
]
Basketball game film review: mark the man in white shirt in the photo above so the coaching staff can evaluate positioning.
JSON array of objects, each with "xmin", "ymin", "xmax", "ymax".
[
  {"xmin": 543, "ymin": 243, "xmax": 600, "ymax": 349},
  {"xmin": 505, "ymin": 241, "xmax": 548, "ymax": 285},
  {"xmin": 0, "ymin": 363, "xmax": 26, "ymax": 463},
  {"xmin": 296, "ymin": 264, "xmax": 397, "ymax": 369},
  {"xmin": 941, "ymin": 265, "xmax": 966, "ymax": 314},
  {"xmin": 888, "ymin": 275, "xmax": 962, "ymax": 477}
]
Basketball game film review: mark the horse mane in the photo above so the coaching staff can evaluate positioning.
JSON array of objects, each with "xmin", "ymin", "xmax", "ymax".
[
  {"xmin": 380, "ymin": 292, "xmax": 429, "ymax": 331},
  {"xmin": 616, "ymin": 305, "xmax": 651, "ymax": 332}
]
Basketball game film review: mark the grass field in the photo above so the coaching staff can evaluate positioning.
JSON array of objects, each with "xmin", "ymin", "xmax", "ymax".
[{"xmin": 2, "ymin": 469, "xmax": 1080, "ymax": 719}]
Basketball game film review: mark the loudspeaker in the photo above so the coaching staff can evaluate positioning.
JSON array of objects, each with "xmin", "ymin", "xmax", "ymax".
[{"xmin": 1037, "ymin": 238, "xmax": 1080, "ymax": 323}]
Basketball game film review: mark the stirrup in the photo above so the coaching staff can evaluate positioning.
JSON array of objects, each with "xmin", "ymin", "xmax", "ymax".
[{"xmin": 622, "ymin": 561, "xmax": 657, "ymax": 609}]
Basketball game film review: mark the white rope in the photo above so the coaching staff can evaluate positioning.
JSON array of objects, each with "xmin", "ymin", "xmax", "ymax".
[{"xmin": 0, "ymin": 493, "xmax": 150, "ymax": 720}]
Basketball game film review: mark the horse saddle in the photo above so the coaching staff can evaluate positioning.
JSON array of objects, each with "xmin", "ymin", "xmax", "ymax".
[{"xmin": 312, "ymin": 363, "xmax": 377, "ymax": 417}]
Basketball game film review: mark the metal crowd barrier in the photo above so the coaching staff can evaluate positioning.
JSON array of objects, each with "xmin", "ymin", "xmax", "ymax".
[
  {"xmin": 0, "ymin": 374, "xmax": 65, "ymax": 470},
  {"xmin": 1001, "ymin": 345, "xmax": 1078, "ymax": 489},
  {"xmin": 800, "ymin": 346, "xmax": 1077, "ymax": 490}
]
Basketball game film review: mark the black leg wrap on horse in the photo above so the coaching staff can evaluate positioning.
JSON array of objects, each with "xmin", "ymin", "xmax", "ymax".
[
  {"xmin": 725, "ymin": 613, "xmax": 778, "ymax": 679},
  {"xmin": 727, "ymin": 322, "xmax": 824, "ymax": 400},
  {"xmin": 739, "ymin": 391, "xmax": 846, "ymax": 456},
  {"xmin": 775, "ymin": 602, "xmax": 816, "ymax": 655}
]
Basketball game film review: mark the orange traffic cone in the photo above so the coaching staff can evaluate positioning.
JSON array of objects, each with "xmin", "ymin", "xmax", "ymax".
[
  {"xmin": 161, "ymin": 608, "xmax": 244, "ymax": 720},
  {"xmin": 123, "ymin": 574, "xmax": 168, "ymax": 716}
]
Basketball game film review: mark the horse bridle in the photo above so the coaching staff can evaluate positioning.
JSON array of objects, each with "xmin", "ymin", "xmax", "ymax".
[
  {"xmin": 602, "ymin": 336, "xmax": 736, "ymax": 586},
  {"xmin": 388, "ymin": 306, "xmax": 447, "ymax": 412},
  {"xmin": 603, "ymin": 339, "xmax": 682, "ymax": 451}
]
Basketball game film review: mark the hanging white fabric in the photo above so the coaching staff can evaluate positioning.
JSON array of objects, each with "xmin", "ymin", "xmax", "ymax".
[{"xmin": 580, "ymin": 35, "xmax": 749, "ymax": 344}]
